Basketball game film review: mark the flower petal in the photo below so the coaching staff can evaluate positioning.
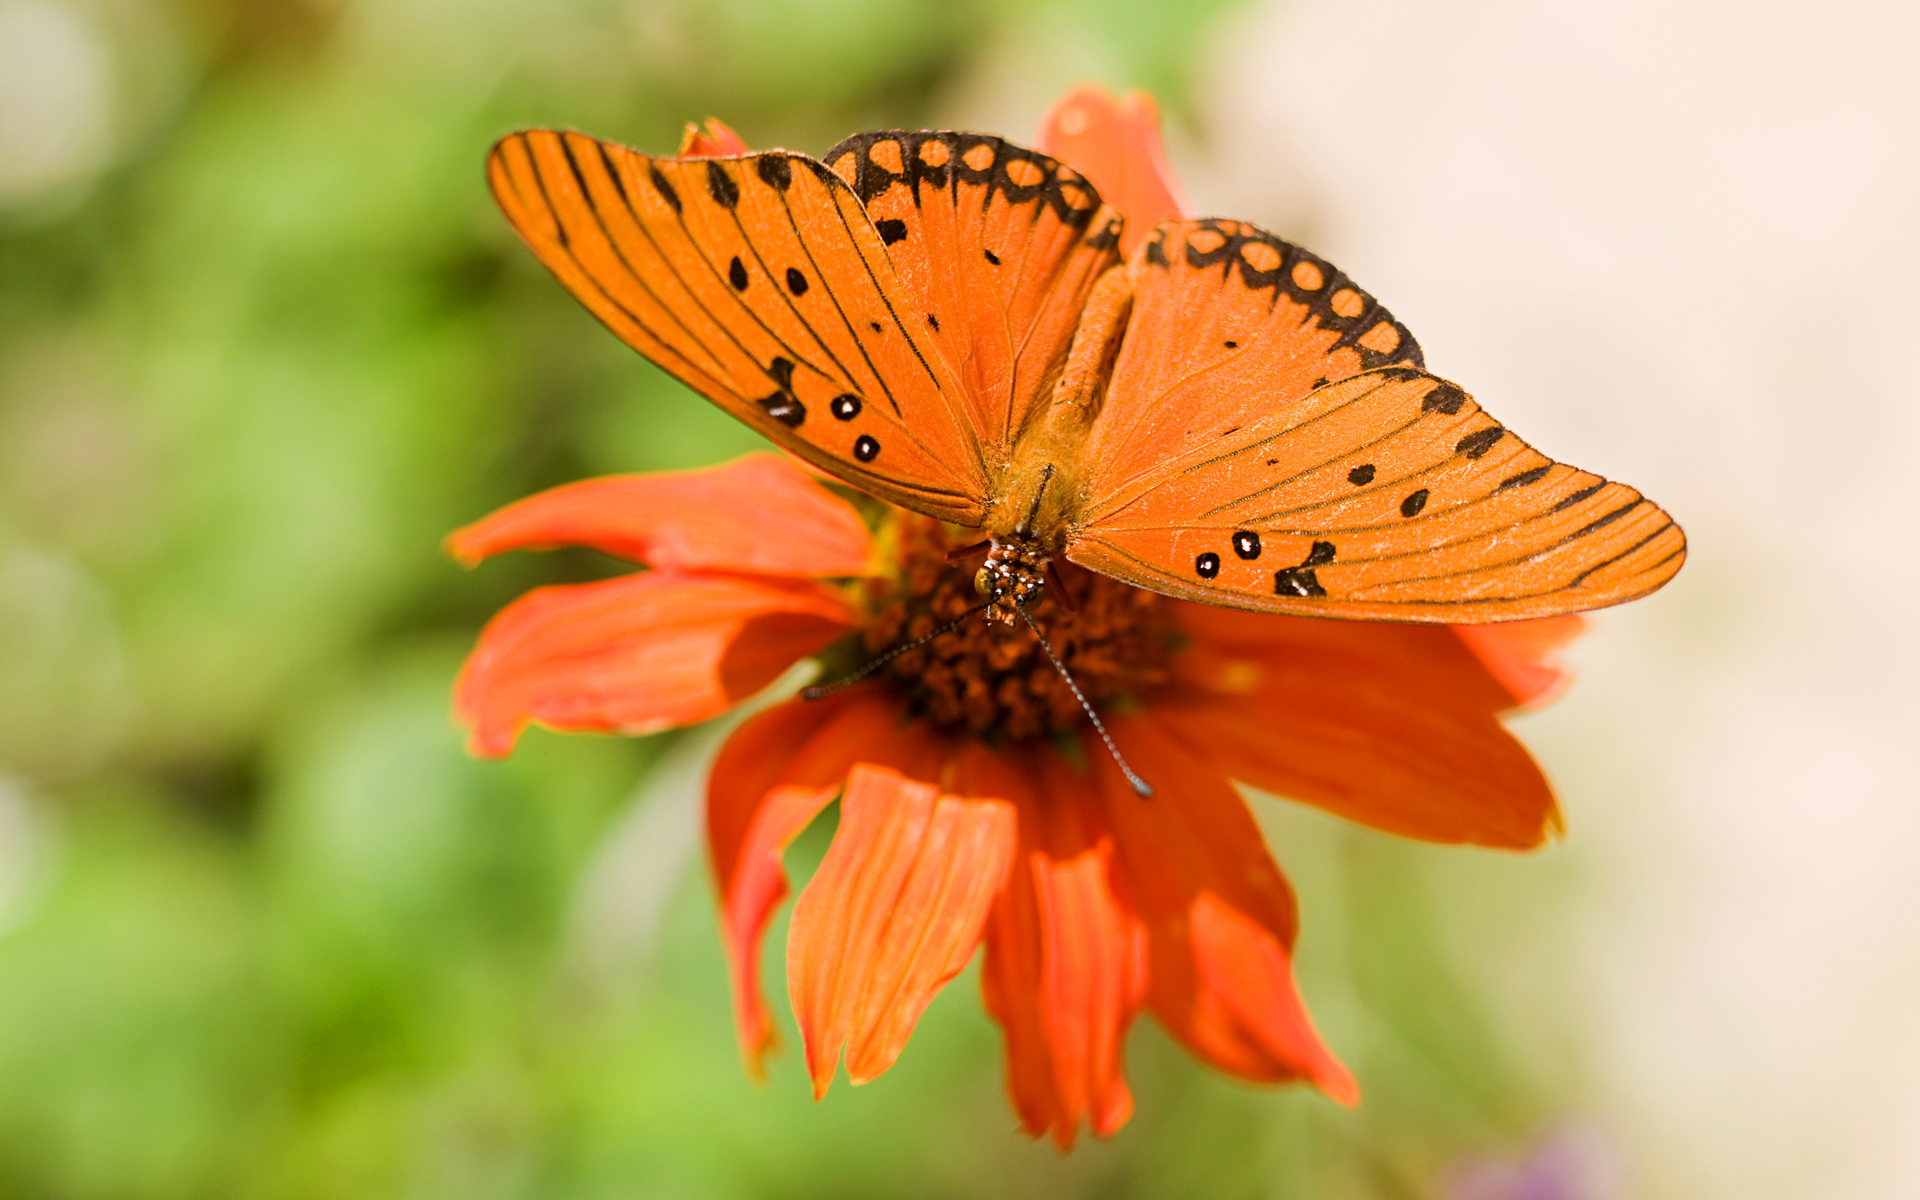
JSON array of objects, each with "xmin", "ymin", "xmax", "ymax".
[
  {"xmin": 1169, "ymin": 604, "xmax": 1559, "ymax": 848},
  {"xmin": 1189, "ymin": 893, "xmax": 1357, "ymax": 1106},
  {"xmin": 447, "ymin": 452, "xmax": 872, "ymax": 577},
  {"xmin": 967, "ymin": 743, "xmax": 1147, "ymax": 1149},
  {"xmin": 454, "ymin": 572, "xmax": 853, "ymax": 757},
  {"xmin": 787, "ymin": 764, "xmax": 1015, "ymax": 1097},
  {"xmin": 705, "ymin": 689, "xmax": 940, "ymax": 1073},
  {"xmin": 1450, "ymin": 616, "xmax": 1587, "ymax": 708},
  {"xmin": 678, "ymin": 117, "xmax": 749, "ymax": 157},
  {"xmin": 1092, "ymin": 714, "xmax": 1353, "ymax": 1100},
  {"xmin": 1036, "ymin": 84, "xmax": 1187, "ymax": 257}
]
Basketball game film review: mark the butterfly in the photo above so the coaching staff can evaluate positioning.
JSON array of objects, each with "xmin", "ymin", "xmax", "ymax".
[{"xmin": 484, "ymin": 126, "xmax": 1684, "ymax": 626}]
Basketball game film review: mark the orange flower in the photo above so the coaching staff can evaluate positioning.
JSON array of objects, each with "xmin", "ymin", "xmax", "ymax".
[{"xmin": 450, "ymin": 87, "xmax": 1583, "ymax": 1148}]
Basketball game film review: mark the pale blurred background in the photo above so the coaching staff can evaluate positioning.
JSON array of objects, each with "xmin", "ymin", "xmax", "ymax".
[{"xmin": 1, "ymin": 0, "xmax": 1914, "ymax": 1196}]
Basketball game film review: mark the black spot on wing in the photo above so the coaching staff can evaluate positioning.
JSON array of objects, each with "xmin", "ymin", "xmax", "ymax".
[
  {"xmin": 728, "ymin": 256, "xmax": 748, "ymax": 290},
  {"xmin": 1422, "ymin": 383, "xmax": 1468, "ymax": 414},
  {"xmin": 1552, "ymin": 482, "xmax": 1605, "ymax": 512},
  {"xmin": 756, "ymin": 154, "xmax": 793, "ymax": 191},
  {"xmin": 875, "ymin": 218, "xmax": 908, "ymax": 244},
  {"xmin": 1455, "ymin": 426, "xmax": 1505, "ymax": 459},
  {"xmin": 853, "ymin": 434, "xmax": 880, "ymax": 462},
  {"xmin": 758, "ymin": 393, "xmax": 804, "ymax": 427},
  {"xmin": 1500, "ymin": 464, "xmax": 1550, "ymax": 490},
  {"xmin": 648, "ymin": 166, "xmax": 681, "ymax": 213},
  {"xmin": 1400, "ymin": 488, "xmax": 1430, "ymax": 518},
  {"xmin": 1195, "ymin": 552, "xmax": 1220, "ymax": 579},
  {"xmin": 1274, "ymin": 567, "xmax": 1325, "ymax": 597},
  {"xmin": 1272, "ymin": 537, "xmax": 1337, "ymax": 597},
  {"xmin": 1086, "ymin": 216, "xmax": 1121, "ymax": 251},
  {"xmin": 705, "ymin": 161, "xmax": 739, "ymax": 208},
  {"xmin": 785, "ymin": 267, "xmax": 809, "ymax": 296},
  {"xmin": 1348, "ymin": 463, "xmax": 1375, "ymax": 486}
]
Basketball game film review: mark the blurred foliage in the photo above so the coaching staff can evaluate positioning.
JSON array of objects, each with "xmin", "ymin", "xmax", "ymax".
[{"xmin": 0, "ymin": 0, "xmax": 1580, "ymax": 1194}]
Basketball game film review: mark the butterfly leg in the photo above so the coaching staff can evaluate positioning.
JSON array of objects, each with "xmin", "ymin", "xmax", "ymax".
[
  {"xmin": 1045, "ymin": 561, "xmax": 1081, "ymax": 612},
  {"xmin": 944, "ymin": 539, "xmax": 991, "ymax": 565}
]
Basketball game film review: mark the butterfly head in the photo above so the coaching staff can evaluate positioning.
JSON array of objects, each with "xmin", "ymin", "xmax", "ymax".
[{"xmin": 974, "ymin": 535, "xmax": 1049, "ymax": 624}]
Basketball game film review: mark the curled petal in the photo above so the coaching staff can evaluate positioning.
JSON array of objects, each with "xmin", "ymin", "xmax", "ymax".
[
  {"xmin": 971, "ymin": 744, "xmax": 1146, "ymax": 1149},
  {"xmin": 455, "ymin": 572, "xmax": 853, "ymax": 757},
  {"xmin": 788, "ymin": 764, "xmax": 1015, "ymax": 1097},
  {"xmin": 678, "ymin": 117, "xmax": 749, "ymax": 157},
  {"xmin": 1189, "ymin": 893, "xmax": 1357, "ymax": 1105},
  {"xmin": 1036, "ymin": 84, "xmax": 1187, "ymax": 257},
  {"xmin": 1451, "ymin": 616, "xmax": 1587, "ymax": 708},
  {"xmin": 1170, "ymin": 604, "xmax": 1558, "ymax": 847},
  {"xmin": 1093, "ymin": 715, "xmax": 1352, "ymax": 1100},
  {"xmin": 447, "ymin": 452, "xmax": 872, "ymax": 577},
  {"xmin": 707, "ymin": 690, "xmax": 944, "ymax": 1073}
]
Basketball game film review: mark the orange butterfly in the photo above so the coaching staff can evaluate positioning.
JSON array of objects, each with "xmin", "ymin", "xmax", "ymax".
[{"xmin": 485, "ymin": 126, "xmax": 1683, "ymax": 626}]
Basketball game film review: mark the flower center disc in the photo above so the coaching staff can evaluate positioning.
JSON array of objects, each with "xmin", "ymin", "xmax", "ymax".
[{"xmin": 849, "ymin": 515, "xmax": 1174, "ymax": 741}]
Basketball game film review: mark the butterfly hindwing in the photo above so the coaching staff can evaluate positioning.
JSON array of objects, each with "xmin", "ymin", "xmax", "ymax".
[
  {"xmin": 1069, "ymin": 368, "xmax": 1686, "ymax": 622},
  {"xmin": 487, "ymin": 129, "xmax": 990, "ymax": 523},
  {"xmin": 822, "ymin": 131, "xmax": 1124, "ymax": 460}
]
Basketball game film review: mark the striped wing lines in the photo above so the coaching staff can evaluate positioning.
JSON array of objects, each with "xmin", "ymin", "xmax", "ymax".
[
  {"xmin": 487, "ymin": 129, "xmax": 990, "ymax": 523},
  {"xmin": 822, "ymin": 131, "xmax": 1122, "ymax": 458},
  {"xmin": 1084, "ymin": 219, "xmax": 1423, "ymax": 501},
  {"xmin": 1070, "ymin": 369, "xmax": 1686, "ymax": 622}
]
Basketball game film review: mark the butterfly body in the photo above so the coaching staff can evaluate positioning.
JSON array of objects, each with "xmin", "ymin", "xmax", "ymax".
[{"xmin": 486, "ymin": 128, "xmax": 1684, "ymax": 624}]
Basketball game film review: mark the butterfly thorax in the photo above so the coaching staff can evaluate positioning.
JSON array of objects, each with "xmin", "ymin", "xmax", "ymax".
[{"xmin": 976, "ymin": 263, "xmax": 1135, "ymax": 573}]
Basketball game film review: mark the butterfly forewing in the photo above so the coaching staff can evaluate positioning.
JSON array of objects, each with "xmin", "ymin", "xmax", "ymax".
[
  {"xmin": 488, "ymin": 129, "xmax": 990, "ymax": 523},
  {"xmin": 1070, "ymin": 369, "xmax": 1686, "ymax": 622},
  {"xmin": 823, "ymin": 131, "xmax": 1123, "ymax": 459},
  {"xmin": 1084, "ymin": 219, "xmax": 1422, "ymax": 501}
]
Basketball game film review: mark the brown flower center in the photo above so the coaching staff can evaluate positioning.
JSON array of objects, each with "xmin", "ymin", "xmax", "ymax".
[{"xmin": 836, "ymin": 514, "xmax": 1175, "ymax": 741}]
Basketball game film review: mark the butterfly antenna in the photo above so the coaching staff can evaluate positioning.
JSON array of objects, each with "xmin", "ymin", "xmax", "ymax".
[
  {"xmin": 801, "ymin": 603, "xmax": 990, "ymax": 701},
  {"xmin": 1017, "ymin": 606, "xmax": 1152, "ymax": 798}
]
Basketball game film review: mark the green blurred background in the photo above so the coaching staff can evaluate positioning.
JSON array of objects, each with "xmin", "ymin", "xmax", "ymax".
[{"xmin": 14, "ymin": 0, "xmax": 1910, "ymax": 1196}]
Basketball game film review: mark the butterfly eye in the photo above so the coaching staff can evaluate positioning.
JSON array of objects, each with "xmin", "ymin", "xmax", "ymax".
[
  {"xmin": 1232, "ymin": 530, "xmax": 1261, "ymax": 560},
  {"xmin": 974, "ymin": 566, "xmax": 993, "ymax": 596}
]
